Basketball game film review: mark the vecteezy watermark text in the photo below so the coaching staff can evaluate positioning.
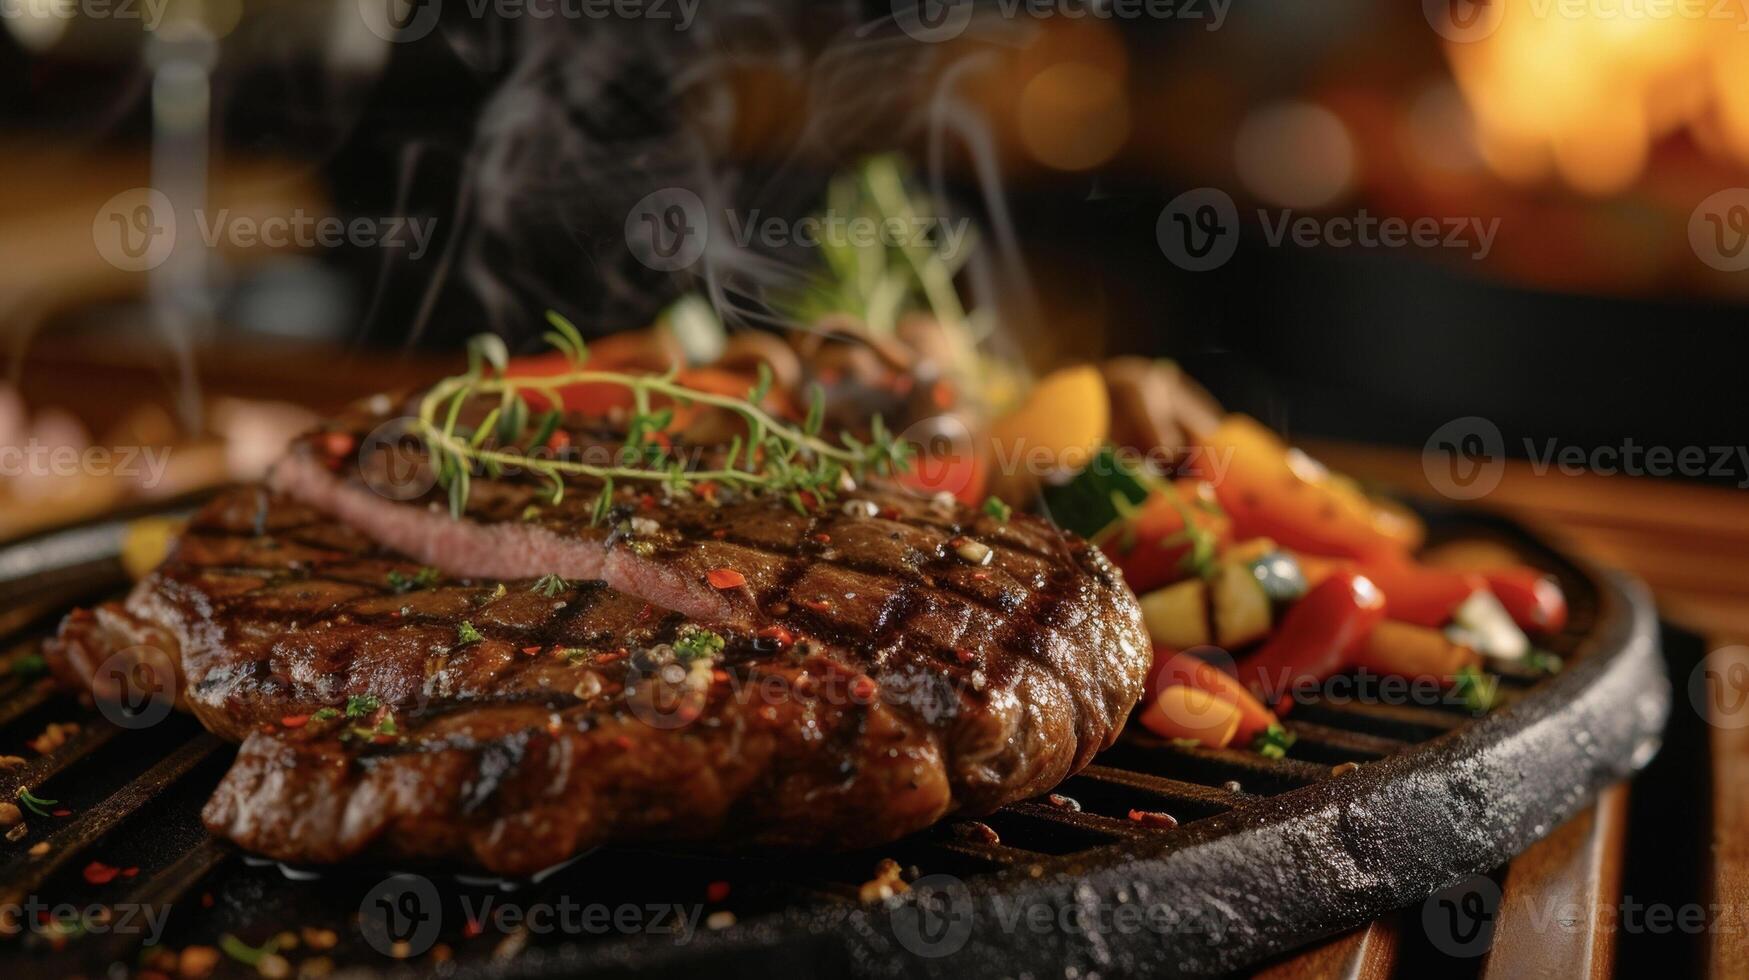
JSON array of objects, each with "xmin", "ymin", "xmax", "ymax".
[
  {"xmin": 0, "ymin": 442, "xmax": 171, "ymax": 487},
  {"xmin": 1422, "ymin": 416, "xmax": 1749, "ymax": 500},
  {"xmin": 0, "ymin": 0, "xmax": 167, "ymax": 28},
  {"xmin": 1157, "ymin": 188, "xmax": 1500, "ymax": 271},
  {"xmin": 889, "ymin": 0, "xmax": 1229, "ymax": 44},
  {"xmin": 358, "ymin": 0, "xmax": 700, "ymax": 44},
  {"xmin": 0, "ymin": 899, "xmax": 170, "ymax": 945}
]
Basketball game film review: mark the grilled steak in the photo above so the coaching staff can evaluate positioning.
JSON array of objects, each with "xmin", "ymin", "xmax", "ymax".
[{"xmin": 48, "ymin": 404, "xmax": 1150, "ymax": 873}]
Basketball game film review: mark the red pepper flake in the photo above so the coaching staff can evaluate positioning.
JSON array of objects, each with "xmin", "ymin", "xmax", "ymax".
[
  {"xmin": 259, "ymin": 724, "xmax": 278, "ymax": 736},
  {"xmin": 83, "ymin": 861, "xmax": 121, "ymax": 885},
  {"xmin": 711, "ymin": 668, "xmax": 730, "ymax": 684},
  {"xmin": 931, "ymin": 380, "xmax": 956, "ymax": 411},
  {"xmin": 1046, "ymin": 793, "xmax": 1081, "ymax": 811},
  {"xmin": 51, "ymin": 809, "xmax": 71, "ymax": 817},
  {"xmin": 463, "ymin": 919, "xmax": 485, "ymax": 939},
  {"xmin": 390, "ymin": 610, "xmax": 403, "ymax": 618},
  {"xmin": 520, "ymin": 646, "xmax": 543, "ymax": 656},
  {"xmin": 813, "ymin": 533, "xmax": 832, "ymax": 544},
  {"xmin": 706, "ymin": 881, "xmax": 731, "ymax": 903},
  {"xmin": 639, "ymin": 493, "xmax": 657, "ymax": 511},
  {"xmin": 279, "ymin": 714, "xmax": 310, "ymax": 729},
  {"xmin": 971, "ymin": 572, "xmax": 990, "ymax": 581},
  {"xmin": 315, "ymin": 431, "xmax": 356, "ymax": 458},
  {"xmin": 636, "ymin": 604, "xmax": 655, "ymax": 623},
  {"xmin": 799, "ymin": 598, "xmax": 831, "ymax": 613},
  {"xmin": 201, "ymin": 893, "xmax": 214, "ymax": 909},
  {"xmin": 696, "ymin": 482, "xmax": 719, "ymax": 502},
  {"xmin": 879, "ymin": 507, "xmax": 900, "ymax": 520},
  {"xmin": 849, "ymin": 675, "xmax": 878, "ymax": 702},
  {"xmin": 756, "ymin": 625, "xmax": 794, "ymax": 649},
  {"xmin": 706, "ymin": 568, "xmax": 747, "ymax": 590},
  {"xmin": 613, "ymin": 735, "xmax": 634, "ymax": 751},
  {"xmin": 711, "ymin": 528, "xmax": 728, "ymax": 539},
  {"xmin": 797, "ymin": 491, "xmax": 819, "ymax": 511},
  {"xmin": 1127, "ymin": 809, "xmax": 1178, "ymax": 830},
  {"xmin": 953, "ymin": 648, "xmax": 976, "ymax": 665},
  {"xmin": 122, "ymin": 867, "xmax": 139, "ymax": 878},
  {"xmin": 545, "ymin": 429, "xmax": 572, "ymax": 452}
]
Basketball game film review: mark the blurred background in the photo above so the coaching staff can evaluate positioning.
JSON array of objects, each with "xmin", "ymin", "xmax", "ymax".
[{"xmin": 2, "ymin": 0, "xmax": 1747, "ymax": 622}]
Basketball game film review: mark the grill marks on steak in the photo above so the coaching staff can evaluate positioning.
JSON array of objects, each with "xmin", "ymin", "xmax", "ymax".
[{"xmin": 47, "ymin": 401, "xmax": 1150, "ymax": 873}]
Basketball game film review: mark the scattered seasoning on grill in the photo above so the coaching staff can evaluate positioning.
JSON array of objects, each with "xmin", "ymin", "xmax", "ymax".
[
  {"xmin": 82, "ymin": 861, "xmax": 121, "ymax": 885},
  {"xmin": 849, "ymin": 675, "xmax": 878, "ymax": 702},
  {"xmin": 674, "ymin": 628, "xmax": 726, "ymax": 662},
  {"xmin": 953, "ymin": 820, "xmax": 1001, "ymax": 845},
  {"xmin": 982, "ymin": 496, "xmax": 1013, "ymax": 523},
  {"xmin": 5, "ymin": 823, "xmax": 27, "ymax": 843},
  {"xmin": 1251, "ymin": 724, "xmax": 1297, "ymax": 760},
  {"xmin": 27, "ymin": 841, "xmax": 49, "ymax": 856},
  {"xmin": 345, "ymin": 695, "xmax": 381, "ymax": 718},
  {"xmin": 520, "ymin": 645, "xmax": 543, "ymax": 656},
  {"xmin": 953, "ymin": 648, "xmax": 976, "ymax": 665},
  {"xmin": 456, "ymin": 621, "xmax": 484, "ymax": 645},
  {"xmin": 755, "ymin": 625, "xmax": 795, "ymax": 650},
  {"xmin": 572, "ymin": 673, "xmax": 603, "ymax": 699},
  {"xmin": 179, "ymin": 945, "xmax": 221, "ymax": 979},
  {"xmin": 300, "ymin": 928, "xmax": 337, "ymax": 951},
  {"xmin": 706, "ymin": 911, "xmax": 736, "ymax": 930},
  {"xmin": 1330, "ymin": 762, "xmax": 1361, "ymax": 777},
  {"xmin": 842, "ymin": 499, "xmax": 878, "ymax": 519},
  {"xmin": 1222, "ymin": 780, "xmax": 1244, "ymax": 793},
  {"xmin": 1046, "ymin": 793, "xmax": 1081, "ymax": 811},
  {"xmin": 706, "ymin": 881, "xmax": 731, "ymax": 903},
  {"xmin": 799, "ymin": 598, "xmax": 831, "ymax": 613},
  {"xmin": 278, "ymin": 715, "xmax": 310, "ymax": 729},
  {"xmin": 386, "ymin": 566, "xmax": 439, "ymax": 594},
  {"xmin": 813, "ymin": 532, "xmax": 832, "ymax": 544},
  {"xmin": 28, "ymin": 721, "xmax": 80, "ymax": 754},
  {"xmin": 929, "ymin": 491, "xmax": 957, "ymax": 514},
  {"xmin": 952, "ymin": 537, "xmax": 994, "ymax": 566},
  {"xmin": 630, "ymin": 516, "xmax": 661, "ymax": 537},
  {"xmin": 532, "ymin": 573, "xmax": 568, "ymax": 597},
  {"xmin": 0, "ymin": 802, "xmax": 19, "ymax": 826},
  {"xmin": 970, "ymin": 571, "xmax": 990, "ymax": 581},
  {"xmin": 50, "ymin": 808, "xmax": 70, "ymax": 817},
  {"xmin": 706, "ymin": 568, "xmax": 747, "ymax": 590},
  {"xmin": 1128, "ymin": 809, "xmax": 1178, "ymax": 830},
  {"xmin": 484, "ymin": 582, "xmax": 508, "ymax": 602},
  {"xmin": 858, "ymin": 858, "xmax": 910, "ymax": 903},
  {"xmin": 15, "ymin": 787, "xmax": 56, "ymax": 817},
  {"xmin": 711, "ymin": 528, "xmax": 728, "ymax": 539}
]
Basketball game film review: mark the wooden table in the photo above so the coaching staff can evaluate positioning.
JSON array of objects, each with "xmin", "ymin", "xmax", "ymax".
[{"xmin": 1249, "ymin": 442, "xmax": 1749, "ymax": 978}]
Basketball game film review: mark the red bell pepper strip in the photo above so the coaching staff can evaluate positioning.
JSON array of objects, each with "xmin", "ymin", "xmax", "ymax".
[
  {"xmin": 1237, "ymin": 571, "xmax": 1386, "ymax": 708},
  {"xmin": 1354, "ymin": 556, "xmax": 1484, "ymax": 628},
  {"xmin": 1104, "ymin": 481, "xmax": 1232, "ymax": 594},
  {"xmin": 1482, "ymin": 567, "xmax": 1568, "ymax": 634},
  {"xmin": 1144, "ymin": 648, "xmax": 1277, "ymax": 744}
]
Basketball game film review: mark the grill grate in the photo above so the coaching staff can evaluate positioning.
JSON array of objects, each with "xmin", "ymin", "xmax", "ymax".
[{"xmin": 0, "ymin": 507, "xmax": 1663, "ymax": 979}]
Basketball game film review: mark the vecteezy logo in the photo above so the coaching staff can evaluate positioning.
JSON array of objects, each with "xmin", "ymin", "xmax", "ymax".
[
  {"xmin": 358, "ymin": 416, "xmax": 440, "ymax": 501},
  {"xmin": 897, "ymin": 414, "xmax": 978, "ymax": 499},
  {"xmin": 93, "ymin": 188, "xmax": 176, "ymax": 273},
  {"xmin": 1421, "ymin": 873, "xmax": 1500, "ymax": 957},
  {"xmin": 890, "ymin": 873, "xmax": 973, "ymax": 958},
  {"xmin": 359, "ymin": 874, "xmax": 441, "ymax": 958},
  {"xmin": 1690, "ymin": 645, "xmax": 1749, "ymax": 730},
  {"xmin": 358, "ymin": 0, "xmax": 443, "ymax": 43},
  {"xmin": 92, "ymin": 646, "xmax": 178, "ymax": 730},
  {"xmin": 1689, "ymin": 189, "xmax": 1749, "ymax": 273},
  {"xmin": 1156, "ymin": 188, "xmax": 1239, "ymax": 272},
  {"xmin": 625, "ymin": 188, "xmax": 708, "ymax": 272},
  {"xmin": 1422, "ymin": 0, "xmax": 1506, "ymax": 44},
  {"xmin": 892, "ymin": 0, "xmax": 975, "ymax": 43},
  {"xmin": 1422, "ymin": 416, "xmax": 1505, "ymax": 501}
]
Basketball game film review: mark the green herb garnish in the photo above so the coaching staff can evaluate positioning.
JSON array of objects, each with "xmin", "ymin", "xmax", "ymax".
[
  {"xmin": 1251, "ymin": 724, "xmax": 1297, "ymax": 760},
  {"xmin": 311, "ymin": 707, "xmax": 340, "ymax": 721},
  {"xmin": 673, "ymin": 628, "xmax": 725, "ymax": 662},
  {"xmin": 386, "ymin": 566, "xmax": 439, "ymax": 594},
  {"xmin": 1453, "ymin": 666, "xmax": 1498, "ymax": 714},
  {"xmin": 9, "ymin": 653, "xmax": 47, "ymax": 678},
  {"xmin": 218, "ymin": 933, "xmax": 279, "ymax": 967},
  {"xmin": 345, "ymin": 694, "xmax": 381, "ymax": 718},
  {"xmin": 533, "ymin": 573, "xmax": 568, "ymax": 598},
  {"xmin": 981, "ymin": 496, "xmax": 1012, "ymax": 524},
  {"xmin": 1526, "ymin": 649, "xmax": 1563, "ymax": 675},
  {"xmin": 457, "ymin": 621, "xmax": 484, "ymax": 645},
  {"xmin": 15, "ymin": 786, "xmax": 57, "ymax": 817},
  {"xmin": 414, "ymin": 314, "xmax": 909, "ymax": 522}
]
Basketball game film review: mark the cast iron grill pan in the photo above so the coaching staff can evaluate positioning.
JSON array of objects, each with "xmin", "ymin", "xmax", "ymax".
[{"xmin": 0, "ymin": 503, "xmax": 1668, "ymax": 978}]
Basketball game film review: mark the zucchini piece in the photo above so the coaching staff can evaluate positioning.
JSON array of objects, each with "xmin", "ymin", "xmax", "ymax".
[
  {"xmin": 1138, "ymin": 578, "xmax": 1212, "ymax": 650},
  {"xmin": 1038, "ymin": 445, "xmax": 1152, "ymax": 539},
  {"xmin": 1212, "ymin": 559, "xmax": 1272, "ymax": 649},
  {"xmin": 1446, "ymin": 589, "xmax": 1529, "ymax": 660},
  {"xmin": 1248, "ymin": 551, "xmax": 1308, "ymax": 603}
]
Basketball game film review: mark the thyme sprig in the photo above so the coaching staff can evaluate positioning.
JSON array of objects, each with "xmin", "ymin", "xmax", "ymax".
[{"xmin": 416, "ymin": 313, "xmax": 912, "ymax": 519}]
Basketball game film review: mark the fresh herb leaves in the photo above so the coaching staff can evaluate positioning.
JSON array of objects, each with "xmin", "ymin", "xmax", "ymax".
[{"xmin": 386, "ymin": 566, "xmax": 439, "ymax": 594}]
